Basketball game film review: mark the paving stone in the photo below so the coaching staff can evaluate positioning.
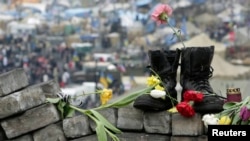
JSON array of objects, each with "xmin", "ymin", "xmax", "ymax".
[
  {"xmin": 69, "ymin": 134, "xmax": 98, "ymax": 141},
  {"xmin": 33, "ymin": 123, "xmax": 66, "ymax": 141},
  {"xmin": 34, "ymin": 79, "xmax": 61, "ymax": 98},
  {"xmin": 144, "ymin": 111, "xmax": 171, "ymax": 134},
  {"xmin": 6, "ymin": 135, "xmax": 33, "ymax": 141},
  {"xmin": 171, "ymin": 135, "xmax": 207, "ymax": 141},
  {"xmin": 0, "ymin": 86, "xmax": 46, "ymax": 119},
  {"xmin": 1, "ymin": 103, "xmax": 60, "ymax": 139},
  {"xmin": 0, "ymin": 68, "xmax": 29, "ymax": 97},
  {"xmin": 172, "ymin": 113, "xmax": 204, "ymax": 136},
  {"xmin": 116, "ymin": 132, "xmax": 170, "ymax": 141},
  {"xmin": 63, "ymin": 114, "xmax": 92, "ymax": 138},
  {"xmin": 117, "ymin": 106, "xmax": 144, "ymax": 131},
  {"xmin": 89, "ymin": 108, "xmax": 117, "ymax": 131}
]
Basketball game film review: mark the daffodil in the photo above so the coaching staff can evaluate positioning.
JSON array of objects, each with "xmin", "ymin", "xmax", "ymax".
[
  {"xmin": 100, "ymin": 89, "xmax": 113, "ymax": 105},
  {"xmin": 168, "ymin": 107, "xmax": 178, "ymax": 113},
  {"xmin": 147, "ymin": 75, "xmax": 160, "ymax": 87},
  {"xmin": 155, "ymin": 84, "xmax": 164, "ymax": 91},
  {"xmin": 218, "ymin": 116, "xmax": 231, "ymax": 125}
]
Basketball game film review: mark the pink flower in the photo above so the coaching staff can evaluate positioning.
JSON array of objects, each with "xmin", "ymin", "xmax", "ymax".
[
  {"xmin": 151, "ymin": 4, "xmax": 173, "ymax": 25},
  {"xmin": 239, "ymin": 106, "xmax": 250, "ymax": 121}
]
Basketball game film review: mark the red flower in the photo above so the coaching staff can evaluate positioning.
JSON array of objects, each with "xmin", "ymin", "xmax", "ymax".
[
  {"xmin": 183, "ymin": 90, "xmax": 204, "ymax": 102},
  {"xmin": 176, "ymin": 102, "xmax": 195, "ymax": 117},
  {"xmin": 151, "ymin": 4, "xmax": 173, "ymax": 25}
]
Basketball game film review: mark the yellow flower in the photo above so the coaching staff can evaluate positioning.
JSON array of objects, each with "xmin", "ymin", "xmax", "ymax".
[
  {"xmin": 218, "ymin": 116, "xmax": 231, "ymax": 125},
  {"xmin": 155, "ymin": 85, "xmax": 164, "ymax": 91},
  {"xmin": 168, "ymin": 107, "xmax": 178, "ymax": 113},
  {"xmin": 147, "ymin": 75, "xmax": 160, "ymax": 87},
  {"xmin": 100, "ymin": 89, "xmax": 113, "ymax": 105}
]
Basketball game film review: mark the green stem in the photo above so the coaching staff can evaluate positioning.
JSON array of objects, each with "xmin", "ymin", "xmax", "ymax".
[{"xmin": 167, "ymin": 22, "xmax": 186, "ymax": 48}]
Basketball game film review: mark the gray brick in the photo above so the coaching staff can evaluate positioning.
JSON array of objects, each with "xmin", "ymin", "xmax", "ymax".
[
  {"xmin": 34, "ymin": 79, "xmax": 61, "ymax": 98},
  {"xmin": 0, "ymin": 86, "xmax": 46, "ymax": 119},
  {"xmin": 1, "ymin": 103, "xmax": 60, "ymax": 139},
  {"xmin": 117, "ymin": 106, "xmax": 143, "ymax": 131},
  {"xmin": 171, "ymin": 135, "xmax": 207, "ymax": 141},
  {"xmin": 144, "ymin": 111, "xmax": 171, "ymax": 134},
  {"xmin": 116, "ymin": 132, "xmax": 170, "ymax": 141},
  {"xmin": 6, "ymin": 135, "xmax": 33, "ymax": 141},
  {"xmin": 63, "ymin": 114, "xmax": 92, "ymax": 138},
  {"xmin": 33, "ymin": 124, "xmax": 66, "ymax": 141},
  {"xmin": 172, "ymin": 113, "xmax": 204, "ymax": 136},
  {"xmin": 0, "ymin": 68, "xmax": 29, "ymax": 97},
  {"xmin": 69, "ymin": 134, "xmax": 98, "ymax": 141},
  {"xmin": 90, "ymin": 108, "xmax": 117, "ymax": 131}
]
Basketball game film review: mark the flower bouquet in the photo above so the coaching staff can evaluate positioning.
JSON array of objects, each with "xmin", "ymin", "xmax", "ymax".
[{"xmin": 202, "ymin": 96, "xmax": 250, "ymax": 127}]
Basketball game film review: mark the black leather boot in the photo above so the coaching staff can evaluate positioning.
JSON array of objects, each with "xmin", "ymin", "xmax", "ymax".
[
  {"xmin": 180, "ymin": 46, "xmax": 225, "ymax": 113},
  {"xmin": 133, "ymin": 48, "xmax": 181, "ymax": 111}
]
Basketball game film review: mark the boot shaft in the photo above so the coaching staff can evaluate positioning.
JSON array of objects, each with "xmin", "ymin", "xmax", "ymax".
[
  {"xmin": 180, "ymin": 46, "xmax": 215, "ymax": 93},
  {"xmin": 148, "ymin": 49, "xmax": 180, "ymax": 78},
  {"xmin": 180, "ymin": 46, "xmax": 214, "ymax": 78}
]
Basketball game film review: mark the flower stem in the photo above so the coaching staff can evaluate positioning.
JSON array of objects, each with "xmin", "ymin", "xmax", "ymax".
[{"xmin": 167, "ymin": 22, "xmax": 186, "ymax": 48}]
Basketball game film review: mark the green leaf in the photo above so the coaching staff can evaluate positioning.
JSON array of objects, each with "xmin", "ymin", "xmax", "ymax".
[
  {"xmin": 223, "ymin": 102, "xmax": 237, "ymax": 109},
  {"xmin": 106, "ymin": 87, "xmax": 152, "ymax": 108},
  {"xmin": 95, "ymin": 122, "xmax": 108, "ymax": 141},
  {"xmin": 231, "ymin": 112, "xmax": 241, "ymax": 125},
  {"xmin": 90, "ymin": 110, "xmax": 121, "ymax": 134},
  {"xmin": 46, "ymin": 98, "xmax": 61, "ymax": 103},
  {"xmin": 64, "ymin": 104, "xmax": 75, "ymax": 118},
  {"xmin": 57, "ymin": 101, "xmax": 67, "ymax": 118}
]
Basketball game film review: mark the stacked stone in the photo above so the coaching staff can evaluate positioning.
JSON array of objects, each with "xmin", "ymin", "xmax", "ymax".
[
  {"xmin": 0, "ymin": 68, "xmax": 64, "ymax": 141},
  {"xmin": 0, "ymin": 68, "xmax": 208, "ymax": 141}
]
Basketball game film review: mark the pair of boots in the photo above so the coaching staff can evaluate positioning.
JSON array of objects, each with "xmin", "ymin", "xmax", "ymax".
[{"xmin": 133, "ymin": 46, "xmax": 225, "ymax": 114}]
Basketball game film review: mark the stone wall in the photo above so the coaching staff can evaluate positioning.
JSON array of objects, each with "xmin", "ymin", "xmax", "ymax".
[{"xmin": 0, "ymin": 68, "xmax": 208, "ymax": 141}]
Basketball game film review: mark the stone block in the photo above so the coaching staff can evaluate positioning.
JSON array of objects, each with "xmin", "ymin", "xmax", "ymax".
[
  {"xmin": 1, "ymin": 103, "xmax": 60, "ymax": 139},
  {"xmin": 7, "ymin": 135, "xmax": 33, "ymax": 141},
  {"xmin": 172, "ymin": 113, "xmax": 204, "ymax": 136},
  {"xmin": 116, "ymin": 132, "xmax": 170, "ymax": 141},
  {"xmin": 90, "ymin": 108, "xmax": 117, "ymax": 131},
  {"xmin": 33, "ymin": 124, "xmax": 66, "ymax": 141},
  {"xmin": 69, "ymin": 134, "xmax": 98, "ymax": 141},
  {"xmin": 171, "ymin": 135, "xmax": 207, "ymax": 141},
  {"xmin": 34, "ymin": 79, "xmax": 61, "ymax": 98},
  {"xmin": 117, "ymin": 106, "xmax": 143, "ymax": 131},
  {"xmin": 63, "ymin": 114, "xmax": 92, "ymax": 138},
  {"xmin": 0, "ymin": 68, "xmax": 29, "ymax": 97},
  {"xmin": 144, "ymin": 111, "xmax": 171, "ymax": 134},
  {"xmin": 0, "ymin": 86, "xmax": 46, "ymax": 119}
]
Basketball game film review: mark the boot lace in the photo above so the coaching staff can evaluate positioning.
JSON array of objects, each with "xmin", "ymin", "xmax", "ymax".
[{"xmin": 189, "ymin": 67, "xmax": 226, "ymax": 99}]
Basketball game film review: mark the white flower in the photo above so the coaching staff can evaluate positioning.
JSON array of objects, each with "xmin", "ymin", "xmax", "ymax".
[
  {"xmin": 202, "ymin": 114, "xmax": 219, "ymax": 128},
  {"xmin": 150, "ymin": 89, "xmax": 166, "ymax": 99}
]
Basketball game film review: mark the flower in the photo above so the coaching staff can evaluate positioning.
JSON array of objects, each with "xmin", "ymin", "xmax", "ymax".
[
  {"xmin": 239, "ymin": 106, "xmax": 250, "ymax": 121},
  {"xmin": 100, "ymin": 89, "xmax": 113, "ymax": 105},
  {"xmin": 218, "ymin": 116, "xmax": 232, "ymax": 125},
  {"xmin": 147, "ymin": 75, "xmax": 160, "ymax": 86},
  {"xmin": 183, "ymin": 90, "xmax": 204, "ymax": 102},
  {"xmin": 176, "ymin": 101, "xmax": 195, "ymax": 117},
  {"xmin": 155, "ymin": 84, "xmax": 164, "ymax": 91},
  {"xmin": 151, "ymin": 4, "xmax": 173, "ymax": 25},
  {"xmin": 150, "ymin": 89, "xmax": 166, "ymax": 99},
  {"xmin": 168, "ymin": 107, "xmax": 178, "ymax": 113},
  {"xmin": 202, "ymin": 114, "xmax": 219, "ymax": 128},
  {"xmin": 151, "ymin": 3, "xmax": 186, "ymax": 48},
  {"xmin": 175, "ymin": 90, "xmax": 204, "ymax": 118}
]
